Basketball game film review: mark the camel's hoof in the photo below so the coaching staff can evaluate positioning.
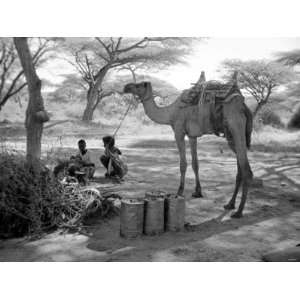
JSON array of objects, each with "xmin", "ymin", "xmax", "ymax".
[
  {"xmin": 192, "ymin": 191, "xmax": 203, "ymax": 198},
  {"xmin": 231, "ymin": 211, "xmax": 243, "ymax": 218},
  {"xmin": 177, "ymin": 188, "xmax": 184, "ymax": 197},
  {"xmin": 224, "ymin": 203, "xmax": 235, "ymax": 210}
]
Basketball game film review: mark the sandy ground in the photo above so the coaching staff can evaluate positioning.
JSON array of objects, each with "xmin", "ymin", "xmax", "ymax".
[{"xmin": 0, "ymin": 134, "xmax": 299, "ymax": 261}]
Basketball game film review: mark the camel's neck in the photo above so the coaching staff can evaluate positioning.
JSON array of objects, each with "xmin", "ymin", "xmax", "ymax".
[{"xmin": 141, "ymin": 95, "xmax": 174, "ymax": 125}]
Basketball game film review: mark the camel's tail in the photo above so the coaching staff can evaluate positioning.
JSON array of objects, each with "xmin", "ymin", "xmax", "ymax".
[{"xmin": 243, "ymin": 103, "xmax": 253, "ymax": 149}]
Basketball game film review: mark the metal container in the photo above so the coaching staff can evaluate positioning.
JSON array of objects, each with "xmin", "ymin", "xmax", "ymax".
[
  {"xmin": 144, "ymin": 196, "xmax": 165, "ymax": 235},
  {"xmin": 145, "ymin": 190, "xmax": 169, "ymax": 200},
  {"xmin": 165, "ymin": 195, "xmax": 185, "ymax": 232},
  {"xmin": 120, "ymin": 199, "xmax": 144, "ymax": 238}
]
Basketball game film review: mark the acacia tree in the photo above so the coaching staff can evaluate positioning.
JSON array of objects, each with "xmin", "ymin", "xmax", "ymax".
[
  {"xmin": 0, "ymin": 38, "xmax": 52, "ymax": 111},
  {"xmin": 221, "ymin": 59, "xmax": 294, "ymax": 117},
  {"xmin": 65, "ymin": 37, "xmax": 198, "ymax": 122},
  {"xmin": 14, "ymin": 38, "xmax": 49, "ymax": 164}
]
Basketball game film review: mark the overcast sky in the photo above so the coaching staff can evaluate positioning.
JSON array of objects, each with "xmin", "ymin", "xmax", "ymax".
[{"xmin": 39, "ymin": 38, "xmax": 300, "ymax": 91}]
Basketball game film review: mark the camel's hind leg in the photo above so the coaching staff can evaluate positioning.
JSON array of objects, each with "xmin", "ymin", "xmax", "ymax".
[
  {"xmin": 224, "ymin": 105, "xmax": 253, "ymax": 218},
  {"xmin": 189, "ymin": 137, "xmax": 203, "ymax": 198},
  {"xmin": 175, "ymin": 133, "xmax": 187, "ymax": 196},
  {"xmin": 231, "ymin": 132, "xmax": 252, "ymax": 218},
  {"xmin": 224, "ymin": 162, "xmax": 241, "ymax": 210}
]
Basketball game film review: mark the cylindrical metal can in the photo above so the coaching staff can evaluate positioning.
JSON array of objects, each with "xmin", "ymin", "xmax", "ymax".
[
  {"xmin": 165, "ymin": 195, "xmax": 185, "ymax": 231},
  {"xmin": 120, "ymin": 199, "xmax": 144, "ymax": 238},
  {"xmin": 145, "ymin": 190, "xmax": 168, "ymax": 200},
  {"xmin": 144, "ymin": 196, "xmax": 165, "ymax": 235}
]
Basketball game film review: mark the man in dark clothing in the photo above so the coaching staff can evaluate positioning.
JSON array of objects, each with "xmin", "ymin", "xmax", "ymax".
[{"xmin": 100, "ymin": 136, "xmax": 127, "ymax": 179}]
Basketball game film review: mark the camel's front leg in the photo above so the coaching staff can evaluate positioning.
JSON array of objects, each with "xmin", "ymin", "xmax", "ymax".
[
  {"xmin": 189, "ymin": 137, "xmax": 203, "ymax": 198},
  {"xmin": 175, "ymin": 134, "xmax": 187, "ymax": 196}
]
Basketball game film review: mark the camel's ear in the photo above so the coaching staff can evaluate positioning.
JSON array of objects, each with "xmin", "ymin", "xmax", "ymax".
[{"xmin": 143, "ymin": 82, "xmax": 148, "ymax": 88}]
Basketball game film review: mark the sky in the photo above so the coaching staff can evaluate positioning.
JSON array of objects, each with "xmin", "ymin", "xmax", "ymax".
[
  {"xmin": 39, "ymin": 38, "xmax": 300, "ymax": 91},
  {"xmin": 156, "ymin": 38, "xmax": 300, "ymax": 89}
]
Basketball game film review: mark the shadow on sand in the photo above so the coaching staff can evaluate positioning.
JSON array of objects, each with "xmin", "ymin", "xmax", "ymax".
[{"xmin": 84, "ymin": 183, "xmax": 299, "ymax": 261}]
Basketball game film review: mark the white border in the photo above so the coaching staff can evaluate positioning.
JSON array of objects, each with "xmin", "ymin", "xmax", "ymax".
[
  {"xmin": 1, "ymin": 0, "xmax": 300, "ymax": 36},
  {"xmin": 1, "ymin": 0, "xmax": 299, "ymax": 299},
  {"xmin": 0, "ymin": 263, "xmax": 299, "ymax": 300}
]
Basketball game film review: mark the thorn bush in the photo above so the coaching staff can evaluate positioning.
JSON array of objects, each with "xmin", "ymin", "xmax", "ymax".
[{"xmin": 0, "ymin": 151, "xmax": 115, "ymax": 239}]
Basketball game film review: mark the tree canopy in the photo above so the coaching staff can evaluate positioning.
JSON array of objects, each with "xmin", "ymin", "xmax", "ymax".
[
  {"xmin": 221, "ymin": 59, "xmax": 295, "ymax": 116},
  {"xmin": 63, "ymin": 37, "xmax": 200, "ymax": 121}
]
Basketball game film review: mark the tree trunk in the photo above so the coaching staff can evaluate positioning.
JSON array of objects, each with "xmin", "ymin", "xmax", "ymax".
[
  {"xmin": 253, "ymin": 102, "xmax": 265, "ymax": 118},
  {"xmin": 14, "ymin": 38, "xmax": 49, "ymax": 164},
  {"xmin": 82, "ymin": 85, "xmax": 98, "ymax": 122},
  {"xmin": 253, "ymin": 88, "xmax": 272, "ymax": 118},
  {"xmin": 82, "ymin": 67, "xmax": 108, "ymax": 122},
  {"xmin": 253, "ymin": 98, "xmax": 269, "ymax": 118}
]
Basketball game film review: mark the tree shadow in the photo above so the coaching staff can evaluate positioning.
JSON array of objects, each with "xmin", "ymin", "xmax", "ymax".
[
  {"xmin": 128, "ymin": 139, "xmax": 177, "ymax": 149},
  {"xmin": 83, "ymin": 183, "xmax": 299, "ymax": 261},
  {"xmin": 259, "ymin": 161, "xmax": 300, "ymax": 191},
  {"xmin": 251, "ymin": 143, "xmax": 300, "ymax": 153},
  {"xmin": 2, "ymin": 137, "xmax": 299, "ymax": 261},
  {"xmin": 53, "ymin": 145, "xmax": 300, "ymax": 261}
]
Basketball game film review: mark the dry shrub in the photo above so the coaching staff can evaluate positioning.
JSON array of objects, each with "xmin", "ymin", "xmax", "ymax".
[
  {"xmin": 0, "ymin": 151, "xmax": 117, "ymax": 238},
  {"xmin": 254, "ymin": 108, "xmax": 284, "ymax": 131},
  {"xmin": 0, "ymin": 152, "xmax": 64, "ymax": 237}
]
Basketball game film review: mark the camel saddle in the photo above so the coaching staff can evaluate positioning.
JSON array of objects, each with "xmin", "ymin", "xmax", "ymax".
[
  {"xmin": 179, "ymin": 80, "xmax": 243, "ymax": 136},
  {"xmin": 179, "ymin": 80, "xmax": 240, "ymax": 107}
]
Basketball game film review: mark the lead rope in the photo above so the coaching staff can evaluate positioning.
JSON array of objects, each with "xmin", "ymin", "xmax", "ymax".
[
  {"xmin": 110, "ymin": 101, "xmax": 137, "ymax": 181},
  {"xmin": 112, "ymin": 102, "xmax": 133, "ymax": 138}
]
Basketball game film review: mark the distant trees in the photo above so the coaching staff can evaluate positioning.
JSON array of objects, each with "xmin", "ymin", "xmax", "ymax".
[
  {"xmin": 276, "ymin": 49, "xmax": 300, "ymax": 130},
  {"xmin": 47, "ymin": 74, "xmax": 86, "ymax": 104},
  {"xmin": 221, "ymin": 59, "xmax": 294, "ymax": 117},
  {"xmin": 65, "ymin": 37, "xmax": 199, "ymax": 122},
  {"xmin": 14, "ymin": 38, "xmax": 49, "ymax": 164},
  {"xmin": 277, "ymin": 49, "xmax": 300, "ymax": 66},
  {"xmin": 0, "ymin": 38, "xmax": 53, "ymax": 111}
]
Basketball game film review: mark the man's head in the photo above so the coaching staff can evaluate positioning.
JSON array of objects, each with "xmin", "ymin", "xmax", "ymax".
[
  {"xmin": 102, "ymin": 135, "xmax": 115, "ymax": 148},
  {"xmin": 78, "ymin": 139, "xmax": 86, "ymax": 152}
]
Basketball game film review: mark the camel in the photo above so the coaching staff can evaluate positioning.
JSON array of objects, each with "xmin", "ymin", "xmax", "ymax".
[{"xmin": 123, "ymin": 72, "xmax": 253, "ymax": 218}]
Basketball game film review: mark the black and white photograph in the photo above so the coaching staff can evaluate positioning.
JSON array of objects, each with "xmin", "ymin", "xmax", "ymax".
[{"xmin": 0, "ymin": 0, "xmax": 299, "ymax": 299}]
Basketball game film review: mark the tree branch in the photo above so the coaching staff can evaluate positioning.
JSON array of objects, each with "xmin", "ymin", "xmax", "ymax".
[
  {"xmin": 115, "ymin": 37, "xmax": 122, "ymax": 51},
  {"xmin": 95, "ymin": 37, "xmax": 112, "ymax": 59},
  {"xmin": 0, "ymin": 38, "xmax": 51, "ymax": 109},
  {"xmin": 115, "ymin": 37, "xmax": 149, "ymax": 54}
]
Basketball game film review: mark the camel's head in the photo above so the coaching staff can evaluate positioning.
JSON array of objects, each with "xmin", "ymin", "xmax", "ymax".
[{"xmin": 123, "ymin": 82, "xmax": 152, "ymax": 102}]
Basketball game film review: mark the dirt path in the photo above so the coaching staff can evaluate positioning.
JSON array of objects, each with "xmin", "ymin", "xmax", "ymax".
[{"xmin": 0, "ymin": 135, "xmax": 299, "ymax": 261}]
